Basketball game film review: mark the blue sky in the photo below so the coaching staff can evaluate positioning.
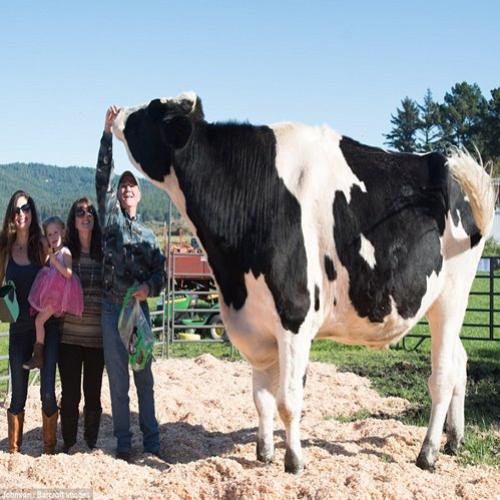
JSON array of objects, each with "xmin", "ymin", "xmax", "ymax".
[{"xmin": 1, "ymin": 0, "xmax": 498, "ymax": 174}]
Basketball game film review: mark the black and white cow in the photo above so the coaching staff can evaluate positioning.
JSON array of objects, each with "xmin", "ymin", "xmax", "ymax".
[{"xmin": 113, "ymin": 92, "xmax": 495, "ymax": 473}]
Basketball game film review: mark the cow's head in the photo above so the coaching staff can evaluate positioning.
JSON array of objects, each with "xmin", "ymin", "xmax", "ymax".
[{"xmin": 113, "ymin": 92, "xmax": 204, "ymax": 182}]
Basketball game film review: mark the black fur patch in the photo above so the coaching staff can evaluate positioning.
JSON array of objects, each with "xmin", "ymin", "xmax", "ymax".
[
  {"xmin": 314, "ymin": 285, "xmax": 320, "ymax": 311},
  {"xmin": 171, "ymin": 122, "xmax": 311, "ymax": 333},
  {"xmin": 336, "ymin": 138, "xmax": 478, "ymax": 322},
  {"xmin": 324, "ymin": 255, "xmax": 337, "ymax": 281}
]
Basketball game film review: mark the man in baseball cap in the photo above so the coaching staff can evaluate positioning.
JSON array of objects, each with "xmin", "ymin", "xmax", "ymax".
[
  {"xmin": 95, "ymin": 106, "xmax": 166, "ymax": 463},
  {"xmin": 117, "ymin": 170, "xmax": 141, "ymax": 218}
]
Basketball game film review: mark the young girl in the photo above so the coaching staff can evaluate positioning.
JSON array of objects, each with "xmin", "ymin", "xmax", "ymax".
[{"xmin": 24, "ymin": 216, "xmax": 84, "ymax": 370}]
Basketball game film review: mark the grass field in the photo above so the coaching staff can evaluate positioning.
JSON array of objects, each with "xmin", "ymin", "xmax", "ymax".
[{"xmin": 0, "ymin": 275, "xmax": 498, "ymax": 467}]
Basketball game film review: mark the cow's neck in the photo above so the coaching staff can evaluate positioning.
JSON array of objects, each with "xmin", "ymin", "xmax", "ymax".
[
  {"xmin": 166, "ymin": 120, "xmax": 309, "ymax": 326},
  {"xmin": 171, "ymin": 121, "xmax": 281, "ymax": 254}
]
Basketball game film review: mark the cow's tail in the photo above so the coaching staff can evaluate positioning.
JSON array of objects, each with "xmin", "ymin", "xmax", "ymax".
[{"xmin": 447, "ymin": 147, "xmax": 496, "ymax": 238}]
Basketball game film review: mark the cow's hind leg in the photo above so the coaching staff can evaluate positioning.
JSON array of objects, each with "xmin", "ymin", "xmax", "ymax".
[
  {"xmin": 417, "ymin": 296, "xmax": 468, "ymax": 470},
  {"xmin": 444, "ymin": 337, "xmax": 467, "ymax": 455},
  {"xmin": 253, "ymin": 363, "xmax": 279, "ymax": 463},
  {"xmin": 276, "ymin": 330, "xmax": 311, "ymax": 474}
]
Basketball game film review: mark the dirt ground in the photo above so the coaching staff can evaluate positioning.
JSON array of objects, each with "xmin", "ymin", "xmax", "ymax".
[{"xmin": 0, "ymin": 354, "xmax": 498, "ymax": 499}]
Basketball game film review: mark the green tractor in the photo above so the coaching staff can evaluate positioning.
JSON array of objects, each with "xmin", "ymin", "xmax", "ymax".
[{"xmin": 155, "ymin": 288, "xmax": 227, "ymax": 341}]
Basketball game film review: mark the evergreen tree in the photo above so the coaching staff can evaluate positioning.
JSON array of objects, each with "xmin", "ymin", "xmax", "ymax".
[
  {"xmin": 440, "ymin": 82, "xmax": 488, "ymax": 150},
  {"xmin": 417, "ymin": 89, "xmax": 442, "ymax": 152},
  {"xmin": 384, "ymin": 97, "xmax": 421, "ymax": 152},
  {"xmin": 482, "ymin": 88, "xmax": 500, "ymax": 161}
]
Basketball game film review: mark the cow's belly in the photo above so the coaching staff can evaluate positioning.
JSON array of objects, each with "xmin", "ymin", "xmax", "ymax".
[
  {"xmin": 316, "ymin": 306, "xmax": 417, "ymax": 348},
  {"xmin": 317, "ymin": 268, "xmax": 443, "ymax": 348}
]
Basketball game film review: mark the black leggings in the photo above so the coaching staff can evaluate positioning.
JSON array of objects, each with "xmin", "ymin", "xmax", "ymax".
[{"xmin": 58, "ymin": 343, "xmax": 105, "ymax": 416}]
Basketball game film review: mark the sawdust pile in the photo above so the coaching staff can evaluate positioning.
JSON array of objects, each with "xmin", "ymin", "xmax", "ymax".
[{"xmin": 0, "ymin": 354, "xmax": 498, "ymax": 499}]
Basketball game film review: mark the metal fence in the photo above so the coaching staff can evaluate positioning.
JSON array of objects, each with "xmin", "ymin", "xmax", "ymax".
[
  {"xmin": 155, "ymin": 252, "xmax": 231, "ymax": 359},
  {"xmin": 401, "ymin": 256, "xmax": 500, "ymax": 348}
]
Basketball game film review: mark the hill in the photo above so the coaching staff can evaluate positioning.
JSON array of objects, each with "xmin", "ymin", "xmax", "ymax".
[{"xmin": 0, "ymin": 163, "xmax": 176, "ymax": 224}]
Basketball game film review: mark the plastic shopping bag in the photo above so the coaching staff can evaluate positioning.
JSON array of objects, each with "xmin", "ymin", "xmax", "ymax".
[{"xmin": 118, "ymin": 286, "xmax": 154, "ymax": 371}]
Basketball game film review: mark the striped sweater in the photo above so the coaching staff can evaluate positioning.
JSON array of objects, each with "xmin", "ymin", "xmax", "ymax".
[{"xmin": 61, "ymin": 253, "xmax": 103, "ymax": 348}]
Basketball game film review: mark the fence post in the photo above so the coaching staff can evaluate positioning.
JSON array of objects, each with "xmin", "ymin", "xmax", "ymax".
[{"xmin": 489, "ymin": 257, "xmax": 494, "ymax": 341}]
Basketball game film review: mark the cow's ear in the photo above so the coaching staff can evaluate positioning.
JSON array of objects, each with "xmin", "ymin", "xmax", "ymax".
[{"xmin": 161, "ymin": 116, "xmax": 192, "ymax": 150}]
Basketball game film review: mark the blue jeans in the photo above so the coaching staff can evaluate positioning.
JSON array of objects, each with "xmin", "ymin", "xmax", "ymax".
[
  {"xmin": 9, "ymin": 319, "xmax": 60, "ymax": 416},
  {"xmin": 101, "ymin": 299, "xmax": 159, "ymax": 454}
]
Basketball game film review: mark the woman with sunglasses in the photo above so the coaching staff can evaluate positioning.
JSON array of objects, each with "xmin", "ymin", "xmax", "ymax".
[
  {"xmin": 58, "ymin": 197, "xmax": 104, "ymax": 453},
  {"xmin": 0, "ymin": 190, "xmax": 61, "ymax": 454}
]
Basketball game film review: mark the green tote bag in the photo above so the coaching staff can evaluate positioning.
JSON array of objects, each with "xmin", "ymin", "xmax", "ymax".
[{"xmin": 0, "ymin": 280, "xmax": 19, "ymax": 323}]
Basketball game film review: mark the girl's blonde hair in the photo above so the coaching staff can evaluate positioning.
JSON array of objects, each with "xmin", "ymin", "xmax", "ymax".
[{"xmin": 42, "ymin": 216, "xmax": 65, "ymax": 235}]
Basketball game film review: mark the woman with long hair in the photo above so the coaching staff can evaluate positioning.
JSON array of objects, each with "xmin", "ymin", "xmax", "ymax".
[
  {"xmin": 0, "ymin": 190, "xmax": 60, "ymax": 454},
  {"xmin": 59, "ymin": 197, "xmax": 105, "ymax": 452}
]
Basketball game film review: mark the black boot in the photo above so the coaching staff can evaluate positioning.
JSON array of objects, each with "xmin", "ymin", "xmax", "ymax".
[
  {"xmin": 84, "ymin": 407, "xmax": 102, "ymax": 449},
  {"xmin": 60, "ymin": 407, "xmax": 78, "ymax": 453}
]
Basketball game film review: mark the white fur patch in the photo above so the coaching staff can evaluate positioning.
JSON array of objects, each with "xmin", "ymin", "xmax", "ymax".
[{"xmin": 359, "ymin": 234, "xmax": 376, "ymax": 269}]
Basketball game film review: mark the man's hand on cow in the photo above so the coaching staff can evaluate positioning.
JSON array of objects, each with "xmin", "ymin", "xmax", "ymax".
[
  {"xmin": 132, "ymin": 283, "xmax": 150, "ymax": 301},
  {"xmin": 104, "ymin": 105, "xmax": 120, "ymax": 134}
]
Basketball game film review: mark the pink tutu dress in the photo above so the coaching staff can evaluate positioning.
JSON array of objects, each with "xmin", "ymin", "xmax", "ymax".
[{"xmin": 28, "ymin": 246, "xmax": 84, "ymax": 317}]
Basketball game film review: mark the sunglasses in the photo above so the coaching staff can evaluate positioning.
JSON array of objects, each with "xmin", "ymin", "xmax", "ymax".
[
  {"xmin": 75, "ymin": 206, "xmax": 96, "ymax": 218},
  {"xmin": 14, "ymin": 203, "xmax": 31, "ymax": 215}
]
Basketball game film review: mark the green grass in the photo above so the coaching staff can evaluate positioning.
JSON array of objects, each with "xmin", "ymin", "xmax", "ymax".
[
  {"xmin": 310, "ymin": 338, "xmax": 499, "ymax": 467},
  {"xmin": 0, "ymin": 322, "xmax": 8, "ymax": 394},
  {"xmin": 331, "ymin": 409, "xmax": 373, "ymax": 423}
]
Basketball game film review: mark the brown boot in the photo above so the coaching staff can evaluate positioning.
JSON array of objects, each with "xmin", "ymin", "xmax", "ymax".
[
  {"xmin": 7, "ymin": 410, "xmax": 24, "ymax": 453},
  {"xmin": 23, "ymin": 342, "xmax": 44, "ymax": 370},
  {"xmin": 42, "ymin": 410, "xmax": 58, "ymax": 454}
]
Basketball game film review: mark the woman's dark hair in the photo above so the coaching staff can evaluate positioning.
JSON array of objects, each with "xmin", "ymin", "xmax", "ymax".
[
  {"xmin": 66, "ymin": 197, "xmax": 103, "ymax": 262},
  {"xmin": 0, "ymin": 190, "xmax": 44, "ymax": 280}
]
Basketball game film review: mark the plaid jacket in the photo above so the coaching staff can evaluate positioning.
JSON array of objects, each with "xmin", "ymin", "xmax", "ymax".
[{"xmin": 95, "ymin": 131, "xmax": 166, "ymax": 302}]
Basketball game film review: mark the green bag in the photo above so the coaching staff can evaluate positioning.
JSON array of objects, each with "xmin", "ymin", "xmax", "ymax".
[
  {"xmin": 118, "ymin": 286, "xmax": 154, "ymax": 371},
  {"xmin": 0, "ymin": 280, "xmax": 19, "ymax": 323}
]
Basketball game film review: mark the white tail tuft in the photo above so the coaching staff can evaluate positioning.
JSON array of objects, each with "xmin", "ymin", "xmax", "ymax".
[{"xmin": 447, "ymin": 147, "xmax": 496, "ymax": 238}]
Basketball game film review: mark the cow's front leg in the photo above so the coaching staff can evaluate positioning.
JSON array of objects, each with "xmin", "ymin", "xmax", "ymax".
[
  {"xmin": 253, "ymin": 363, "xmax": 279, "ymax": 463},
  {"xmin": 277, "ymin": 330, "xmax": 311, "ymax": 474}
]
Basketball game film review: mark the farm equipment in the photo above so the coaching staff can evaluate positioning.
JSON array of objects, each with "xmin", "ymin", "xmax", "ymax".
[
  {"xmin": 155, "ymin": 287, "xmax": 227, "ymax": 340},
  {"xmin": 154, "ymin": 251, "xmax": 227, "ymax": 341}
]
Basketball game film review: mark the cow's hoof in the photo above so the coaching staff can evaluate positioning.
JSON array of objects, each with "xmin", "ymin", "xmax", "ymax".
[
  {"xmin": 256, "ymin": 440, "xmax": 274, "ymax": 464},
  {"xmin": 284, "ymin": 448, "xmax": 304, "ymax": 474},
  {"xmin": 444, "ymin": 436, "xmax": 464, "ymax": 456},
  {"xmin": 416, "ymin": 445, "xmax": 437, "ymax": 472}
]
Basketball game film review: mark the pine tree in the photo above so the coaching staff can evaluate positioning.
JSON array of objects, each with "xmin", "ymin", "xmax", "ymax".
[
  {"xmin": 482, "ymin": 88, "xmax": 500, "ymax": 160},
  {"xmin": 440, "ymin": 82, "xmax": 488, "ymax": 150},
  {"xmin": 384, "ymin": 97, "xmax": 421, "ymax": 152},
  {"xmin": 417, "ymin": 89, "xmax": 442, "ymax": 152}
]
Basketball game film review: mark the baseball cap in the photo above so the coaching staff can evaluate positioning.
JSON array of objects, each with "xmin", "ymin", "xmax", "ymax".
[{"xmin": 118, "ymin": 170, "xmax": 139, "ymax": 188}]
